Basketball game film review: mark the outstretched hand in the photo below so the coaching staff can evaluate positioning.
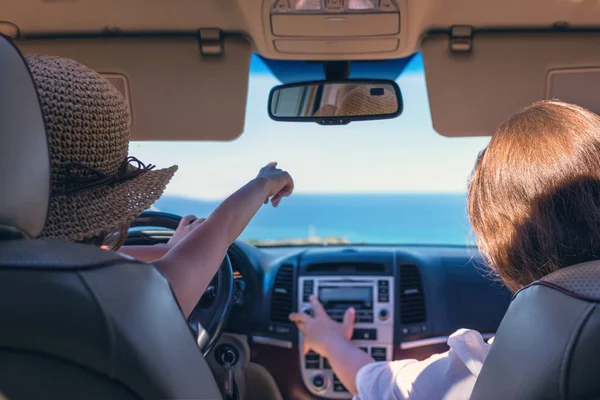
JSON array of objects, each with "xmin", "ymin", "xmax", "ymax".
[
  {"xmin": 289, "ymin": 296, "xmax": 355, "ymax": 356},
  {"xmin": 256, "ymin": 162, "xmax": 294, "ymax": 207},
  {"xmin": 152, "ymin": 162, "xmax": 294, "ymax": 319}
]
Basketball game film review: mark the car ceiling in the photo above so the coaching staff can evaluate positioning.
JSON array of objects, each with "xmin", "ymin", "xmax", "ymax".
[
  {"xmin": 2, "ymin": 0, "xmax": 600, "ymax": 60},
  {"xmin": 3, "ymin": 0, "xmax": 600, "ymax": 141}
]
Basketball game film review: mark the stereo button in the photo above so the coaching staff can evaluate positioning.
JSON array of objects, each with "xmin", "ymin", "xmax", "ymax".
[
  {"xmin": 334, "ymin": 384, "xmax": 348, "ymax": 392},
  {"xmin": 352, "ymin": 328, "xmax": 377, "ymax": 341},
  {"xmin": 378, "ymin": 284, "xmax": 390, "ymax": 302},
  {"xmin": 378, "ymin": 308, "xmax": 390, "ymax": 321},
  {"xmin": 303, "ymin": 280, "xmax": 314, "ymax": 302},
  {"xmin": 333, "ymin": 374, "xmax": 348, "ymax": 392},
  {"xmin": 312, "ymin": 374, "xmax": 326, "ymax": 389},
  {"xmin": 305, "ymin": 361, "xmax": 319, "ymax": 369},
  {"xmin": 378, "ymin": 292, "xmax": 389, "ymax": 302},
  {"xmin": 305, "ymin": 350, "xmax": 320, "ymax": 369},
  {"xmin": 356, "ymin": 310, "xmax": 374, "ymax": 323},
  {"xmin": 371, "ymin": 347, "xmax": 387, "ymax": 361}
]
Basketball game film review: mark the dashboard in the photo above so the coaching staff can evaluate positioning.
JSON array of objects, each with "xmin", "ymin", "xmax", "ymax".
[{"xmin": 223, "ymin": 242, "xmax": 512, "ymax": 400}]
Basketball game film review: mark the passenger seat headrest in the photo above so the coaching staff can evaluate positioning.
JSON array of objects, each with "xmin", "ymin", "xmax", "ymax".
[
  {"xmin": 0, "ymin": 35, "xmax": 50, "ymax": 239},
  {"xmin": 536, "ymin": 260, "xmax": 600, "ymax": 300}
]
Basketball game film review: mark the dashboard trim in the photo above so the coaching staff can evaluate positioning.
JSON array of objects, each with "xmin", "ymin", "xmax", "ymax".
[
  {"xmin": 400, "ymin": 333, "xmax": 495, "ymax": 350},
  {"xmin": 253, "ymin": 335, "xmax": 293, "ymax": 349},
  {"xmin": 253, "ymin": 333, "xmax": 496, "ymax": 351}
]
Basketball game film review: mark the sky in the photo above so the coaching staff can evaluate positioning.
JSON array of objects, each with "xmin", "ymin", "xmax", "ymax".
[{"xmin": 129, "ymin": 54, "xmax": 490, "ymax": 201}]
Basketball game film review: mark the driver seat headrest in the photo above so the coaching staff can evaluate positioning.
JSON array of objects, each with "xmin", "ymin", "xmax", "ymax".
[
  {"xmin": 471, "ymin": 260, "xmax": 600, "ymax": 399},
  {"xmin": 0, "ymin": 35, "xmax": 50, "ymax": 240}
]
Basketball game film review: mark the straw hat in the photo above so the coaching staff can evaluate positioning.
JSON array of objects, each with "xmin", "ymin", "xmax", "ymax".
[
  {"xmin": 26, "ymin": 54, "xmax": 177, "ymax": 242},
  {"xmin": 313, "ymin": 104, "xmax": 338, "ymax": 117},
  {"xmin": 336, "ymin": 85, "xmax": 397, "ymax": 117}
]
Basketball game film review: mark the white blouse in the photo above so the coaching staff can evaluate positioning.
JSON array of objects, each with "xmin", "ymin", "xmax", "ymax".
[{"xmin": 354, "ymin": 329, "xmax": 493, "ymax": 400}]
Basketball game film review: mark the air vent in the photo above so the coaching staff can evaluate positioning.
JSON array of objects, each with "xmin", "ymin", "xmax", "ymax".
[
  {"xmin": 305, "ymin": 262, "xmax": 385, "ymax": 273},
  {"xmin": 399, "ymin": 264, "xmax": 426, "ymax": 324},
  {"xmin": 270, "ymin": 264, "xmax": 294, "ymax": 323}
]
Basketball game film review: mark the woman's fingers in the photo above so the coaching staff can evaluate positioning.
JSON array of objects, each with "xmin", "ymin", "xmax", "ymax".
[
  {"xmin": 309, "ymin": 296, "xmax": 327, "ymax": 318},
  {"xmin": 271, "ymin": 193, "xmax": 281, "ymax": 207},
  {"xmin": 343, "ymin": 307, "xmax": 355, "ymax": 325},
  {"xmin": 271, "ymin": 178, "xmax": 294, "ymax": 208},
  {"xmin": 289, "ymin": 312, "xmax": 308, "ymax": 333},
  {"xmin": 192, "ymin": 217, "xmax": 206, "ymax": 226},
  {"xmin": 343, "ymin": 307, "xmax": 356, "ymax": 339},
  {"xmin": 280, "ymin": 185, "xmax": 294, "ymax": 198},
  {"xmin": 179, "ymin": 215, "xmax": 196, "ymax": 227},
  {"xmin": 289, "ymin": 312, "xmax": 309, "ymax": 324},
  {"xmin": 302, "ymin": 341, "xmax": 310, "ymax": 355},
  {"xmin": 261, "ymin": 161, "xmax": 278, "ymax": 172},
  {"xmin": 282, "ymin": 175, "xmax": 294, "ymax": 196}
]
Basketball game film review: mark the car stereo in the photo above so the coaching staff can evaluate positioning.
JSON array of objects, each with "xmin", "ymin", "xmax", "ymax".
[{"xmin": 297, "ymin": 276, "xmax": 394, "ymax": 399}]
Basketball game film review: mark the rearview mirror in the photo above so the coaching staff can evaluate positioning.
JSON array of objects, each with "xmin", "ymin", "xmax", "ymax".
[{"xmin": 268, "ymin": 80, "xmax": 402, "ymax": 125}]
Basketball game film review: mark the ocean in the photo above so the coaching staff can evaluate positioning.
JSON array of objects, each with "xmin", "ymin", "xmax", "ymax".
[{"xmin": 153, "ymin": 193, "xmax": 474, "ymax": 246}]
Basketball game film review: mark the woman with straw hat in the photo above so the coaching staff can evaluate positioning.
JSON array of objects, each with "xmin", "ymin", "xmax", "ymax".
[{"xmin": 27, "ymin": 54, "xmax": 294, "ymax": 317}]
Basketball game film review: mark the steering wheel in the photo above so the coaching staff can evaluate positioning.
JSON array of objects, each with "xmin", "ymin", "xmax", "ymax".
[{"xmin": 131, "ymin": 211, "xmax": 235, "ymax": 356}]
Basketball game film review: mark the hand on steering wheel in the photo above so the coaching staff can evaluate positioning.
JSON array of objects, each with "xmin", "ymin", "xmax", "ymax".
[
  {"xmin": 167, "ymin": 215, "xmax": 206, "ymax": 248},
  {"xmin": 131, "ymin": 211, "xmax": 235, "ymax": 356}
]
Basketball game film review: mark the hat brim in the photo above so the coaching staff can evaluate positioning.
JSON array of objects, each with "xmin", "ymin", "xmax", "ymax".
[{"xmin": 40, "ymin": 165, "xmax": 178, "ymax": 242}]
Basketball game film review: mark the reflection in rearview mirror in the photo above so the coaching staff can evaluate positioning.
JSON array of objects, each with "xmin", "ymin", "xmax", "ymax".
[{"xmin": 268, "ymin": 80, "xmax": 402, "ymax": 125}]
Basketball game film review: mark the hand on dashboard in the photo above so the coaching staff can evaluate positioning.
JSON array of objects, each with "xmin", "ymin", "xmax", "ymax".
[
  {"xmin": 166, "ymin": 215, "xmax": 206, "ymax": 248},
  {"xmin": 289, "ymin": 296, "xmax": 355, "ymax": 357},
  {"xmin": 256, "ymin": 162, "xmax": 294, "ymax": 207}
]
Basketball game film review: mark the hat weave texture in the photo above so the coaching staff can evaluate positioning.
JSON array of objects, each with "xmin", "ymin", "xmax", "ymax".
[
  {"xmin": 26, "ymin": 54, "xmax": 177, "ymax": 242},
  {"xmin": 336, "ymin": 85, "xmax": 398, "ymax": 116}
]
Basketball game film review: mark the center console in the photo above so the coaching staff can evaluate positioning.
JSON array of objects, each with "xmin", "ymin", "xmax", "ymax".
[{"xmin": 298, "ymin": 275, "xmax": 394, "ymax": 398}]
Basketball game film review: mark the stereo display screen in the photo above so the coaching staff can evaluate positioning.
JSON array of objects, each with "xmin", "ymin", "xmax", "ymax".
[{"xmin": 319, "ymin": 286, "xmax": 372, "ymax": 304}]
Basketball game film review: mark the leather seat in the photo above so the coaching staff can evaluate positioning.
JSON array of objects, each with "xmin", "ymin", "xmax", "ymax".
[
  {"xmin": 471, "ymin": 261, "xmax": 600, "ymax": 400},
  {"xmin": 0, "ymin": 35, "xmax": 221, "ymax": 400}
]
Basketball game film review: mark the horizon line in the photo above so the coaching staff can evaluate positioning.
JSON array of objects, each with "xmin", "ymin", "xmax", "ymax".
[{"xmin": 158, "ymin": 191, "xmax": 467, "ymax": 202}]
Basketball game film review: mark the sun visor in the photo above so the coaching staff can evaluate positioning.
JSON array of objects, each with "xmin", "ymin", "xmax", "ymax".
[
  {"xmin": 17, "ymin": 36, "xmax": 251, "ymax": 141},
  {"xmin": 421, "ymin": 32, "xmax": 600, "ymax": 137}
]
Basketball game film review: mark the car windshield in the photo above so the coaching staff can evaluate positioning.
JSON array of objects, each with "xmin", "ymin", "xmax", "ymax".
[{"xmin": 131, "ymin": 53, "xmax": 490, "ymax": 246}]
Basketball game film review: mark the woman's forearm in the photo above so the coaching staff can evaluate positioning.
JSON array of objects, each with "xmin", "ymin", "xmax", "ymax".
[
  {"xmin": 212, "ymin": 177, "xmax": 271, "ymax": 244},
  {"xmin": 153, "ymin": 177, "xmax": 271, "ymax": 317},
  {"xmin": 117, "ymin": 244, "xmax": 169, "ymax": 262},
  {"xmin": 325, "ymin": 338, "xmax": 375, "ymax": 394}
]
